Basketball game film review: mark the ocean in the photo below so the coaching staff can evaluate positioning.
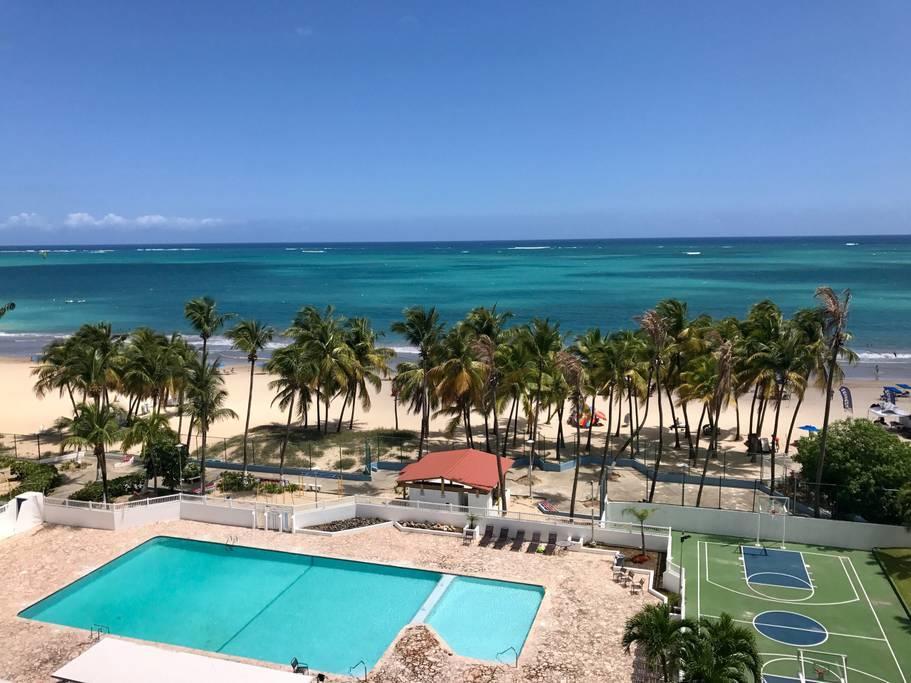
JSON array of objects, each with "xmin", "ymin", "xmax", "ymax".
[{"xmin": 1, "ymin": 236, "xmax": 909, "ymax": 376}]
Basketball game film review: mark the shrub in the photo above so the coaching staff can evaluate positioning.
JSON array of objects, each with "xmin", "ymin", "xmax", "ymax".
[
  {"xmin": 218, "ymin": 472, "xmax": 257, "ymax": 492},
  {"xmin": 256, "ymin": 481, "xmax": 299, "ymax": 495},
  {"xmin": 68, "ymin": 472, "xmax": 146, "ymax": 502},
  {"xmin": 0, "ymin": 456, "xmax": 62, "ymax": 502},
  {"xmin": 794, "ymin": 419, "xmax": 911, "ymax": 523},
  {"xmin": 336, "ymin": 457, "xmax": 356, "ymax": 470}
]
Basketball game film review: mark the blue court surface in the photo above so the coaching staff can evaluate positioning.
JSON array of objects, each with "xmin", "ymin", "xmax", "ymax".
[
  {"xmin": 742, "ymin": 546, "xmax": 812, "ymax": 589},
  {"xmin": 753, "ymin": 611, "xmax": 828, "ymax": 646}
]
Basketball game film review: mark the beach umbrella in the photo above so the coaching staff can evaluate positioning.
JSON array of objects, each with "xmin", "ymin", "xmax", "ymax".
[{"xmin": 798, "ymin": 425, "xmax": 819, "ymax": 433}]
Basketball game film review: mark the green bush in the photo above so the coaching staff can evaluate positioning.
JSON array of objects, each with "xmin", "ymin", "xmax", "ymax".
[
  {"xmin": 218, "ymin": 471, "xmax": 257, "ymax": 492},
  {"xmin": 794, "ymin": 419, "xmax": 911, "ymax": 523},
  {"xmin": 69, "ymin": 473, "xmax": 146, "ymax": 502},
  {"xmin": 336, "ymin": 457, "xmax": 356, "ymax": 470},
  {"xmin": 0, "ymin": 456, "xmax": 62, "ymax": 502}
]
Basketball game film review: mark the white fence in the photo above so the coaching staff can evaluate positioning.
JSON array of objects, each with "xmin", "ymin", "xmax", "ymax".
[{"xmin": 605, "ymin": 499, "xmax": 911, "ymax": 551}]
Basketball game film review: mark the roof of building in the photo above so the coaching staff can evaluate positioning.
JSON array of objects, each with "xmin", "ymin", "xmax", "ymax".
[{"xmin": 396, "ymin": 449, "xmax": 513, "ymax": 492}]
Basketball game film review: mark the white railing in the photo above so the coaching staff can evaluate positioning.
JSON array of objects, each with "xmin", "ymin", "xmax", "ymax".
[{"xmin": 44, "ymin": 493, "xmax": 181, "ymax": 512}]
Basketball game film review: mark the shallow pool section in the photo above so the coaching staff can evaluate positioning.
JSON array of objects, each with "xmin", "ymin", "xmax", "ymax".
[
  {"xmin": 20, "ymin": 536, "xmax": 543, "ymax": 673},
  {"xmin": 426, "ymin": 576, "xmax": 544, "ymax": 662}
]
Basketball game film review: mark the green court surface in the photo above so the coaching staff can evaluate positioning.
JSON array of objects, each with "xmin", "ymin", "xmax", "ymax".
[{"xmin": 677, "ymin": 533, "xmax": 911, "ymax": 683}]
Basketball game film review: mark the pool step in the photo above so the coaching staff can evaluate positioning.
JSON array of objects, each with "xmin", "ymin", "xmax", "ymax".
[{"xmin": 411, "ymin": 574, "xmax": 455, "ymax": 624}]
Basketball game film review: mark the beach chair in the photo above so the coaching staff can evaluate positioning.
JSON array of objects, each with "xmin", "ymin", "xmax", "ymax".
[
  {"xmin": 898, "ymin": 383, "xmax": 911, "ymax": 392},
  {"xmin": 631, "ymin": 578, "xmax": 645, "ymax": 595},
  {"xmin": 478, "ymin": 525, "xmax": 495, "ymax": 547},
  {"xmin": 526, "ymin": 531, "xmax": 541, "ymax": 554},
  {"xmin": 510, "ymin": 529, "xmax": 526, "ymax": 551},
  {"xmin": 544, "ymin": 532, "xmax": 558, "ymax": 556},
  {"xmin": 493, "ymin": 528, "xmax": 510, "ymax": 549},
  {"xmin": 612, "ymin": 566, "xmax": 624, "ymax": 582},
  {"xmin": 290, "ymin": 658, "xmax": 309, "ymax": 675}
]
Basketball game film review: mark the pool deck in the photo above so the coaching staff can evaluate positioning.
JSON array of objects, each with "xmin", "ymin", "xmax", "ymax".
[{"xmin": 0, "ymin": 520, "xmax": 657, "ymax": 682}]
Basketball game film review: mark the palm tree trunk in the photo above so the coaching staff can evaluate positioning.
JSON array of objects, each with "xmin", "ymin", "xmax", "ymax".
[
  {"xmin": 784, "ymin": 395, "xmax": 804, "ymax": 454},
  {"xmin": 555, "ymin": 402, "xmax": 564, "ymax": 460},
  {"xmin": 585, "ymin": 395, "xmax": 596, "ymax": 454},
  {"xmin": 569, "ymin": 396, "xmax": 583, "ymax": 519},
  {"xmin": 97, "ymin": 445, "xmax": 110, "ymax": 504},
  {"xmin": 748, "ymin": 383, "xmax": 760, "ymax": 436},
  {"xmin": 814, "ymin": 355, "xmax": 838, "ymax": 517},
  {"xmin": 176, "ymin": 390, "xmax": 185, "ymax": 442},
  {"xmin": 598, "ymin": 384, "xmax": 614, "ymax": 517},
  {"xmin": 280, "ymin": 394, "xmax": 295, "ymax": 480},
  {"xmin": 694, "ymin": 404, "xmax": 710, "ymax": 506},
  {"xmin": 315, "ymin": 386, "xmax": 322, "ymax": 432},
  {"xmin": 393, "ymin": 389, "xmax": 398, "ymax": 430},
  {"xmin": 735, "ymin": 396, "xmax": 741, "ymax": 441},
  {"xmin": 615, "ymin": 387, "xmax": 623, "ymax": 438},
  {"xmin": 665, "ymin": 386, "xmax": 680, "ymax": 449},
  {"xmin": 651, "ymin": 360, "xmax": 664, "ymax": 501},
  {"xmin": 682, "ymin": 403, "xmax": 694, "ymax": 459},
  {"xmin": 770, "ymin": 386, "xmax": 784, "ymax": 496},
  {"xmin": 336, "ymin": 388, "xmax": 349, "ymax": 433},
  {"xmin": 502, "ymin": 394, "xmax": 517, "ymax": 455},
  {"xmin": 348, "ymin": 385, "xmax": 357, "ymax": 430},
  {"xmin": 242, "ymin": 358, "xmax": 255, "ymax": 475},
  {"xmin": 200, "ymin": 427, "xmax": 207, "ymax": 494}
]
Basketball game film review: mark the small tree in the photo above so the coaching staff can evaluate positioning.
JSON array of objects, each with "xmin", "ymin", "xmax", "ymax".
[
  {"xmin": 622, "ymin": 603, "xmax": 692, "ymax": 683},
  {"xmin": 624, "ymin": 506, "xmax": 655, "ymax": 562}
]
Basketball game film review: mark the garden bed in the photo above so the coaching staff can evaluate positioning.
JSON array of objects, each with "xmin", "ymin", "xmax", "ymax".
[
  {"xmin": 305, "ymin": 517, "xmax": 387, "ymax": 533},
  {"xmin": 397, "ymin": 520, "xmax": 460, "ymax": 533},
  {"xmin": 583, "ymin": 541, "xmax": 663, "ymax": 573}
]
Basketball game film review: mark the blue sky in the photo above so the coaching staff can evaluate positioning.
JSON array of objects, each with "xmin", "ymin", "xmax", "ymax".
[{"xmin": 1, "ymin": 1, "xmax": 909, "ymax": 243}]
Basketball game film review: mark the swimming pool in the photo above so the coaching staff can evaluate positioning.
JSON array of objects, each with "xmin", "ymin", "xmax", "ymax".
[{"xmin": 20, "ymin": 536, "xmax": 543, "ymax": 674}]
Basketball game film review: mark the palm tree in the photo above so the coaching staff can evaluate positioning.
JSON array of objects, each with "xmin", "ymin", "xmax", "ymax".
[
  {"xmin": 226, "ymin": 319, "xmax": 275, "ymax": 474},
  {"xmin": 622, "ymin": 604, "xmax": 692, "ymax": 683},
  {"xmin": 121, "ymin": 412, "xmax": 175, "ymax": 492},
  {"xmin": 184, "ymin": 296, "xmax": 233, "ymax": 364},
  {"xmin": 61, "ymin": 403, "xmax": 123, "ymax": 503},
  {"xmin": 0, "ymin": 301, "xmax": 14, "ymax": 320},
  {"xmin": 430, "ymin": 326, "xmax": 487, "ymax": 448},
  {"xmin": 32, "ymin": 338, "xmax": 81, "ymax": 416},
  {"xmin": 680, "ymin": 614, "xmax": 762, "ymax": 683},
  {"xmin": 813, "ymin": 287, "xmax": 852, "ymax": 517},
  {"xmin": 342, "ymin": 317, "xmax": 393, "ymax": 430},
  {"xmin": 266, "ymin": 345, "xmax": 312, "ymax": 479},
  {"xmin": 639, "ymin": 310, "xmax": 669, "ymax": 502},
  {"xmin": 391, "ymin": 307, "xmax": 444, "ymax": 456},
  {"xmin": 518, "ymin": 318, "xmax": 563, "ymax": 462},
  {"xmin": 624, "ymin": 506, "xmax": 655, "ymax": 560},
  {"xmin": 557, "ymin": 349, "xmax": 586, "ymax": 518},
  {"xmin": 186, "ymin": 357, "xmax": 237, "ymax": 491},
  {"xmin": 464, "ymin": 306, "xmax": 513, "ymax": 454}
]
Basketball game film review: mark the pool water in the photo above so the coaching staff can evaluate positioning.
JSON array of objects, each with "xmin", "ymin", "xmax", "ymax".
[{"xmin": 20, "ymin": 537, "xmax": 543, "ymax": 674}]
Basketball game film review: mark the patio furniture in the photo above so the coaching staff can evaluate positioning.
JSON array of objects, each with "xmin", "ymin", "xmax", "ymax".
[
  {"xmin": 478, "ymin": 525, "xmax": 495, "ymax": 547},
  {"xmin": 510, "ymin": 529, "xmax": 526, "ymax": 551},
  {"xmin": 543, "ymin": 532, "xmax": 558, "ymax": 556},
  {"xmin": 493, "ymin": 528, "xmax": 510, "ymax": 549},
  {"xmin": 631, "ymin": 578, "xmax": 645, "ymax": 595},
  {"xmin": 526, "ymin": 531, "xmax": 541, "ymax": 554}
]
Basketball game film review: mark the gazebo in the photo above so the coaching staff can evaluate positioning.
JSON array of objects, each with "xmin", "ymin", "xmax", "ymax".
[{"xmin": 396, "ymin": 449, "xmax": 513, "ymax": 512}]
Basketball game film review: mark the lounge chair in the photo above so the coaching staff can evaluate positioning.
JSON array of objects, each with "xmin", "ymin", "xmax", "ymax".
[
  {"xmin": 631, "ymin": 577, "xmax": 645, "ymax": 595},
  {"xmin": 537, "ymin": 500, "xmax": 559, "ymax": 514},
  {"xmin": 493, "ymin": 528, "xmax": 510, "ymax": 549},
  {"xmin": 544, "ymin": 532, "xmax": 558, "ymax": 556},
  {"xmin": 478, "ymin": 525, "xmax": 494, "ymax": 547},
  {"xmin": 898, "ymin": 383, "xmax": 911, "ymax": 392},
  {"xmin": 290, "ymin": 658, "xmax": 309, "ymax": 675},
  {"xmin": 526, "ymin": 531, "xmax": 541, "ymax": 554},
  {"xmin": 510, "ymin": 529, "xmax": 526, "ymax": 551}
]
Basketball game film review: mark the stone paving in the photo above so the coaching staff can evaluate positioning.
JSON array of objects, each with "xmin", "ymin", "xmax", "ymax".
[{"xmin": 0, "ymin": 521, "xmax": 657, "ymax": 682}]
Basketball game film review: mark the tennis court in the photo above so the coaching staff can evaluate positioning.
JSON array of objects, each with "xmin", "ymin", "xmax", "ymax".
[{"xmin": 679, "ymin": 532, "xmax": 911, "ymax": 682}]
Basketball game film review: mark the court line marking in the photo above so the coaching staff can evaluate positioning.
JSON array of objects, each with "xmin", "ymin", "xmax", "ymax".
[
  {"xmin": 759, "ymin": 654, "xmax": 890, "ymax": 683},
  {"xmin": 847, "ymin": 556, "xmax": 908, "ymax": 683},
  {"xmin": 697, "ymin": 539, "xmax": 702, "ymax": 618},
  {"xmin": 703, "ymin": 542, "xmax": 858, "ymax": 607},
  {"xmin": 838, "ymin": 556, "xmax": 860, "ymax": 603},
  {"xmin": 750, "ymin": 610, "xmax": 829, "ymax": 647},
  {"xmin": 741, "ymin": 545, "xmax": 814, "ymax": 591},
  {"xmin": 704, "ymin": 614, "xmax": 886, "ymax": 643}
]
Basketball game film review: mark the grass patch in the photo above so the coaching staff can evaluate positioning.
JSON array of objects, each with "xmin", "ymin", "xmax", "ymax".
[{"xmin": 874, "ymin": 547, "xmax": 911, "ymax": 618}]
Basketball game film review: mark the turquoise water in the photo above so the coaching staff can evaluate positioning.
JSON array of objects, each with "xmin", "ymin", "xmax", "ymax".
[
  {"xmin": 427, "ymin": 576, "xmax": 544, "ymax": 662},
  {"xmin": 1, "ymin": 237, "xmax": 910, "ymax": 370},
  {"xmin": 19, "ymin": 536, "xmax": 543, "ymax": 674}
]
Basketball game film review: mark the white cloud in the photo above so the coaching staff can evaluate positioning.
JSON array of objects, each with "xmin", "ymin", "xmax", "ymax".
[
  {"xmin": 63, "ymin": 212, "xmax": 223, "ymax": 229},
  {"xmin": 1, "ymin": 212, "xmax": 45, "ymax": 228}
]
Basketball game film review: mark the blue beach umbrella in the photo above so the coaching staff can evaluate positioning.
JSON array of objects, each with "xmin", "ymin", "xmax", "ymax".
[{"xmin": 799, "ymin": 425, "xmax": 819, "ymax": 433}]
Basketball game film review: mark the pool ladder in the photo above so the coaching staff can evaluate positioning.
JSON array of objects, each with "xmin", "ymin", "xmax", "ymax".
[
  {"xmin": 90, "ymin": 624, "xmax": 110, "ymax": 641},
  {"xmin": 348, "ymin": 659, "xmax": 367, "ymax": 681},
  {"xmin": 225, "ymin": 534, "xmax": 238, "ymax": 550},
  {"xmin": 496, "ymin": 646, "xmax": 518, "ymax": 668}
]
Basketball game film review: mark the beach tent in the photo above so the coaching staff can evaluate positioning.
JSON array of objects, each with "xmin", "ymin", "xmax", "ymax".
[{"xmin": 798, "ymin": 425, "xmax": 819, "ymax": 433}]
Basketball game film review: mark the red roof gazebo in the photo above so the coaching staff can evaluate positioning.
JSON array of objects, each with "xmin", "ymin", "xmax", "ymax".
[{"xmin": 397, "ymin": 449, "xmax": 513, "ymax": 492}]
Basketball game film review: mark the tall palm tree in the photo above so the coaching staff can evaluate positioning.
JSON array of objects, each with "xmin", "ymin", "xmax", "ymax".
[
  {"xmin": 639, "ymin": 310, "xmax": 669, "ymax": 502},
  {"xmin": 680, "ymin": 614, "xmax": 762, "ymax": 683},
  {"xmin": 557, "ymin": 349, "xmax": 586, "ymax": 518},
  {"xmin": 226, "ymin": 319, "xmax": 275, "ymax": 474},
  {"xmin": 32, "ymin": 338, "xmax": 81, "ymax": 416},
  {"xmin": 391, "ymin": 307, "xmax": 444, "ymax": 456},
  {"xmin": 61, "ymin": 403, "xmax": 123, "ymax": 503},
  {"xmin": 186, "ymin": 357, "xmax": 237, "ymax": 491},
  {"xmin": 518, "ymin": 318, "xmax": 563, "ymax": 462},
  {"xmin": 430, "ymin": 325, "xmax": 486, "ymax": 448},
  {"xmin": 813, "ymin": 287, "xmax": 852, "ymax": 517},
  {"xmin": 342, "ymin": 317, "xmax": 393, "ymax": 430},
  {"xmin": 622, "ymin": 604, "xmax": 692, "ymax": 683},
  {"xmin": 184, "ymin": 296, "xmax": 233, "ymax": 364},
  {"xmin": 464, "ymin": 306, "xmax": 513, "ymax": 455},
  {"xmin": 266, "ymin": 344, "xmax": 312, "ymax": 479}
]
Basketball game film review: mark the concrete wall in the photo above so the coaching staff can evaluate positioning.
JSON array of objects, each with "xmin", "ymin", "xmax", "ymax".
[
  {"xmin": 605, "ymin": 500, "xmax": 911, "ymax": 550},
  {"xmin": 292, "ymin": 502, "xmax": 358, "ymax": 530},
  {"xmin": 115, "ymin": 501, "xmax": 181, "ymax": 529},
  {"xmin": 179, "ymin": 500, "xmax": 256, "ymax": 528},
  {"xmin": 0, "ymin": 501, "xmax": 17, "ymax": 538},
  {"xmin": 43, "ymin": 502, "xmax": 117, "ymax": 530},
  {"xmin": 407, "ymin": 486, "xmax": 492, "ymax": 511},
  {"xmin": 356, "ymin": 501, "xmax": 469, "ymax": 527}
]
